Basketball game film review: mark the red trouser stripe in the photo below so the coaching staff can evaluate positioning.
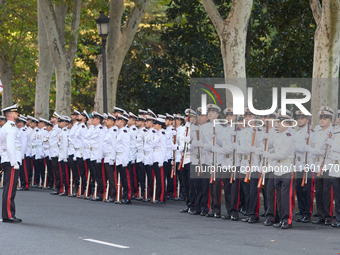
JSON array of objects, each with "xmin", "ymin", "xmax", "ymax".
[
  {"xmin": 133, "ymin": 163, "xmax": 138, "ymax": 197},
  {"xmin": 274, "ymin": 190, "xmax": 277, "ymax": 222},
  {"xmin": 310, "ymin": 174, "xmax": 315, "ymax": 216},
  {"xmin": 126, "ymin": 167, "xmax": 132, "ymax": 200},
  {"xmin": 292, "ymin": 189, "xmax": 295, "ymax": 212},
  {"xmin": 84, "ymin": 161, "xmax": 88, "ymax": 180},
  {"xmin": 219, "ymin": 180, "xmax": 223, "ymax": 205},
  {"xmin": 288, "ymin": 172, "xmax": 294, "ymax": 225},
  {"xmin": 114, "ymin": 164, "xmax": 118, "ymax": 195},
  {"xmin": 59, "ymin": 162, "xmax": 63, "ymax": 193},
  {"xmin": 207, "ymin": 186, "xmax": 211, "ymax": 212},
  {"xmin": 173, "ymin": 173, "xmax": 177, "ymax": 198},
  {"xmin": 160, "ymin": 166, "xmax": 165, "ymax": 202},
  {"xmin": 236, "ymin": 173, "xmax": 241, "ymax": 211},
  {"xmin": 330, "ymin": 187, "xmax": 334, "ymax": 219},
  {"xmin": 255, "ymin": 173, "xmax": 260, "ymax": 218},
  {"xmin": 65, "ymin": 163, "xmax": 69, "ymax": 194},
  {"xmin": 101, "ymin": 160, "xmax": 106, "ymax": 194},
  {"xmin": 23, "ymin": 159, "xmax": 29, "ymax": 189},
  {"xmin": 7, "ymin": 167, "xmax": 15, "ymax": 219}
]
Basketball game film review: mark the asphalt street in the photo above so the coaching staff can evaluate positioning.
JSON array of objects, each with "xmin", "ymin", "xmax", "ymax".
[{"xmin": 0, "ymin": 188, "xmax": 339, "ymax": 255}]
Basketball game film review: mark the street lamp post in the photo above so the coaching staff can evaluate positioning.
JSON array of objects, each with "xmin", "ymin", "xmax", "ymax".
[{"xmin": 95, "ymin": 11, "xmax": 110, "ymax": 113}]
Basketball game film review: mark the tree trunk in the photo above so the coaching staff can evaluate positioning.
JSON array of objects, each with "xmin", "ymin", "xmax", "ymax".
[
  {"xmin": 202, "ymin": 0, "xmax": 252, "ymax": 107},
  {"xmin": 310, "ymin": 0, "xmax": 340, "ymax": 127},
  {"xmin": 0, "ymin": 59, "xmax": 13, "ymax": 108},
  {"xmin": 106, "ymin": 0, "xmax": 151, "ymax": 112},
  {"xmin": 55, "ymin": 64, "xmax": 72, "ymax": 115},
  {"xmin": 38, "ymin": 0, "xmax": 81, "ymax": 116},
  {"xmin": 94, "ymin": 55, "xmax": 103, "ymax": 113},
  {"xmin": 35, "ymin": 1, "xmax": 55, "ymax": 119}
]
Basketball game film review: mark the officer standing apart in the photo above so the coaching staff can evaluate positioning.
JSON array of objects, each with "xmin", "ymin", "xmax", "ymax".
[{"xmin": 1, "ymin": 104, "xmax": 22, "ymax": 223}]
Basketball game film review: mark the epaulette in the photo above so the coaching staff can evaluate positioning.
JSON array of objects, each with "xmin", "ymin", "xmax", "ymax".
[
  {"xmin": 11, "ymin": 123, "xmax": 15, "ymax": 128},
  {"xmin": 123, "ymin": 129, "xmax": 127, "ymax": 133},
  {"xmin": 99, "ymin": 126, "xmax": 103, "ymax": 129},
  {"xmin": 257, "ymin": 128, "xmax": 262, "ymax": 132},
  {"xmin": 286, "ymin": 133, "xmax": 291, "ymax": 137},
  {"xmin": 143, "ymin": 129, "xmax": 147, "ymax": 132},
  {"xmin": 152, "ymin": 130, "xmax": 156, "ymax": 133},
  {"xmin": 162, "ymin": 131, "xmax": 165, "ymax": 135},
  {"xmin": 82, "ymin": 124, "xmax": 85, "ymax": 128},
  {"xmin": 36, "ymin": 129, "xmax": 39, "ymax": 132},
  {"xmin": 334, "ymin": 131, "xmax": 340, "ymax": 135},
  {"xmin": 23, "ymin": 129, "xmax": 26, "ymax": 131},
  {"xmin": 133, "ymin": 128, "xmax": 136, "ymax": 131}
]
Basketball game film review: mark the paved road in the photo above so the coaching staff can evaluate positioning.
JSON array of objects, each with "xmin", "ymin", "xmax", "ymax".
[{"xmin": 0, "ymin": 188, "xmax": 339, "ymax": 255}]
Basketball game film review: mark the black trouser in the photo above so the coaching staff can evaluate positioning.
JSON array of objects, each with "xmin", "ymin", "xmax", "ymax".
[
  {"xmin": 296, "ymin": 171, "xmax": 314, "ymax": 219},
  {"xmin": 68, "ymin": 155, "xmax": 79, "ymax": 193},
  {"xmin": 77, "ymin": 158, "xmax": 86, "ymax": 195},
  {"xmin": 117, "ymin": 164, "xmax": 131, "ymax": 201},
  {"xmin": 26, "ymin": 156, "xmax": 33, "ymax": 186},
  {"xmin": 34, "ymin": 158, "xmax": 45, "ymax": 186},
  {"xmin": 331, "ymin": 177, "xmax": 340, "ymax": 222},
  {"xmin": 84, "ymin": 159, "xmax": 93, "ymax": 197},
  {"xmin": 315, "ymin": 170, "xmax": 333, "ymax": 221},
  {"xmin": 164, "ymin": 159, "xmax": 173, "ymax": 197},
  {"xmin": 127, "ymin": 162, "xmax": 136, "ymax": 197},
  {"xmin": 145, "ymin": 164, "xmax": 153, "ymax": 198},
  {"xmin": 90, "ymin": 160, "xmax": 104, "ymax": 199},
  {"xmin": 19, "ymin": 158, "xmax": 29, "ymax": 189},
  {"xmin": 240, "ymin": 174, "xmax": 250, "ymax": 214},
  {"xmin": 60, "ymin": 160, "xmax": 70, "ymax": 194},
  {"xmin": 210, "ymin": 178, "xmax": 222, "ymax": 214},
  {"xmin": 45, "ymin": 157, "xmax": 54, "ymax": 188},
  {"xmin": 153, "ymin": 162, "xmax": 166, "ymax": 202},
  {"xmin": 265, "ymin": 172, "xmax": 280, "ymax": 222},
  {"xmin": 193, "ymin": 167, "xmax": 210, "ymax": 213},
  {"xmin": 188, "ymin": 179, "xmax": 196, "ymax": 210},
  {"xmin": 176, "ymin": 162, "xmax": 185, "ymax": 198},
  {"xmin": 2, "ymin": 163, "xmax": 20, "ymax": 219},
  {"xmin": 228, "ymin": 168, "xmax": 241, "ymax": 217},
  {"xmin": 105, "ymin": 163, "xmax": 116, "ymax": 198},
  {"xmin": 51, "ymin": 157, "xmax": 62, "ymax": 193},
  {"xmin": 180, "ymin": 163, "xmax": 191, "ymax": 206},
  {"xmin": 248, "ymin": 173, "xmax": 260, "ymax": 220},
  {"xmin": 275, "ymin": 172, "xmax": 295, "ymax": 225},
  {"xmin": 136, "ymin": 162, "xmax": 145, "ymax": 197}
]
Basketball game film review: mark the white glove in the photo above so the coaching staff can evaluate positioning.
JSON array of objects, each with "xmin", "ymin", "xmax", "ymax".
[
  {"xmin": 14, "ymin": 163, "xmax": 20, "ymax": 170},
  {"xmin": 204, "ymin": 143, "xmax": 212, "ymax": 151},
  {"xmin": 172, "ymin": 131, "xmax": 176, "ymax": 136},
  {"xmin": 185, "ymin": 122, "xmax": 190, "ymax": 127},
  {"xmin": 230, "ymin": 131, "xmax": 236, "ymax": 136},
  {"xmin": 326, "ymin": 138, "xmax": 333, "ymax": 146},
  {"xmin": 305, "ymin": 145, "xmax": 311, "ymax": 152},
  {"xmin": 232, "ymin": 143, "xmax": 238, "ymax": 149},
  {"xmin": 172, "ymin": 145, "xmax": 178, "ymax": 151},
  {"xmin": 262, "ymin": 133, "xmax": 268, "ymax": 140},
  {"xmin": 159, "ymin": 162, "xmax": 163, "ymax": 168},
  {"xmin": 184, "ymin": 137, "xmax": 190, "ymax": 144},
  {"xmin": 263, "ymin": 151, "xmax": 271, "ymax": 159},
  {"xmin": 109, "ymin": 159, "xmax": 115, "ymax": 165},
  {"xmin": 63, "ymin": 158, "xmax": 68, "ymax": 163},
  {"xmin": 192, "ymin": 140, "xmax": 203, "ymax": 148},
  {"xmin": 212, "ymin": 146, "xmax": 220, "ymax": 154},
  {"xmin": 305, "ymin": 133, "xmax": 309, "ymax": 139},
  {"xmin": 249, "ymin": 146, "xmax": 256, "ymax": 153}
]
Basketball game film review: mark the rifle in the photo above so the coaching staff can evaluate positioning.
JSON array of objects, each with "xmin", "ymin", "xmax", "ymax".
[
  {"xmin": 115, "ymin": 172, "xmax": 121, "ymax": 203},
  {"xmin": 258, "ymin": 123, "xmax": 269, "ymax": 189},
  {"xmin": 152, "ymin": 177, "xmax": 157, "ymax": 202},
  {"xmin": 43, "ymin": 161, "xmax": 48, "ymax": 188},
  {"xmin": 210, "ymin": 125, "xmax": 216, "ymax": 184},
  {"xmin": 104, "ymin": 180, "xmax": 109, "ymax": 201},
  {"xmin": 317, "ymin": 117, "xmax": 336, "ymax": 177},
  {"xmin": 197, "ymin": 125, "xmax": 202, "ymax": 177},
  {"xmin": 178, "ymin": 120, "xmax": 190, "ymax": 170},
  {"xmin": 171, "ymin": 118, "xmax": 177, "ymax": 178},
  {"xmin": 301, "ymin": 119, "xmax": 311, "ymax": 187},
  {"xmin": 244, "ymin": 127, "xmax": 256, "ymax": 183},
  {"xmin": 83, "ymin": 171, "xmax": 91, "ymax": 198},
  {"xmin": 70, "ymin": 171, "xmax": 73, "ymax": 196},
  {"xmin": 92, "ymin": 181, "xmax": 98, "ymax": 199},
  {"xmin": 144, "ymin": 173, "xmax": 148, "ymax": 200},
  {"xmin": 76, "ymin": 176, "xmax": 82, "ymax": 197},
  {"xmin": 230, "ymin": 124, "xmax": 237, "ymax": 183}
]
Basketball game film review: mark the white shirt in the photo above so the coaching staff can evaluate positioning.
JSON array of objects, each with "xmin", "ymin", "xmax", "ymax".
[
  {"xmin": 116, "ymin": 126, "xmax": 130, "ymax": 167},
  {"xmin": 103, "ymin": 126, "xmax": 118, "ymax": 164},
  {"xmin": 49, "ymin": 124, "xmax": 61, "ymax": 158},
  {"xmin": 19, "ymin": 126, "xmax": 28, "ymax": 160},
  {"xmin": 0, "ymin": 120, "xmax": 21, "ymax": 166},
  {"xmin": 58, "ymin": 127, "xmax": 69, "ymax": 161}
]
